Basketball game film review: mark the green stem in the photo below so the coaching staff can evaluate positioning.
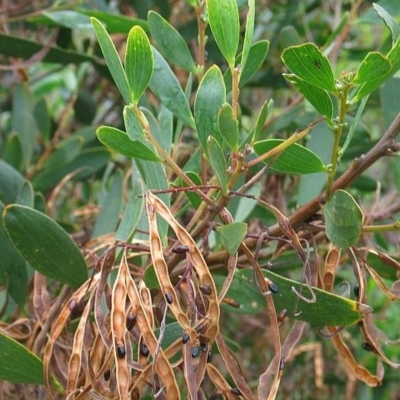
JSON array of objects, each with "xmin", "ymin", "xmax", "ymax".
[
  {"xmin": 325, "ymin": 85, "xmax": 350, "ymax": 200},
  {"xmin": 362, "ymin": 223, "xmax": 400, "ymax": 233}
]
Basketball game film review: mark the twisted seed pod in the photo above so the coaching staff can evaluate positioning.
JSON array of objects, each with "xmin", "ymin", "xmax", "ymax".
[
  {"xmin": 125, "ymin": 261, "xmax": 180, "ymax": 399},
  {"xmin": 111, "ymin": 256, "xmax": 129, "ymax": 400},
  {"xmin": 147, "ymin": 191, "xmax": 220, "ymax": 341},
  {"xmin": 67, "ymin": 296, "xmax": 93, "ymax": 394}
]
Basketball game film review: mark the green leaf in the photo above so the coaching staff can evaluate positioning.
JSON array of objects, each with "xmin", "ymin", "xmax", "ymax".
[
  {"xmin": 0, "ymin": 202, "xmax": 27, "ymax": 307},
  {"xmin": 324, "ymin": 189, "xmax": 364, "ymax": 248},
  {"xmin": 207, "ymin": 0, "xmax": 240, "ymax": 66},
  {"xmin": 0, "ymin": 160, "xmax": 25, "ymax": 204},
  {"xmin": 231, "ymin": 269, "xmax": 362, "ymax": 326},
  {"xmin": 91, "ymin": 17, "xmax": 131, "ymax": 104},
  {"xmin": 218, "ymin": 102, "xmax": 238, "ymax": 151},
  {"xmin": 97, "ymin": 126, "xmax": 161, "ymax": 161},
  {"xmin": 240, "ymin": 0, "xmax": 255, "ymax": 71},
  {"xmin": 32, "ymin": 148, "xmax": 110, "ymax": 192},
  {"xmin": 0, "ymin": 331, "xmax": 44, "ymax": 384},
  {"xmin": 91, "ymin": 171, "xmax": 123, "ymax": 239},
  {"xmin": 225, "ymin": 40, "xmax": 270, "ymax": 91},
  {"xmin": 125, "ymin": 25, "xmax": 154, "ymax": 104},
  {"xmin": 12, "ymin": 83, "xmax": 36, "ymax": 170},
  {"xmin": 149, "ymin": 47, "xmax": 195, "ymax": 128},
  {"xmin": 284, "ymin": 74, "xmax": 333, "ymax": 122},
  {"xmin": 179, "ymin": 171, "xmax": 202, "ymax": 209},
  {"xmin": 281, "ymin": 43, "xmax": 336, "ymax": 92},
  {"xmin": 123, "ymin": 106, "xmax": 146, "ymax": 140},
  {"xmin": 373, "ymin": 3, "xmax": 400, "ymax": 45},
  {"xmin": 42, "ymin": 136, "xmax": 83, "ymax": 170},
  {"xmin": 217, "ymin": 222, "xmax": 247, "ymax": 256},
  {"xmin": 43, "ymin": 10, "xmax": 91, "ymax": 29},
  {"xmin": 148, "ymin": 11, "xmax": 196, "ymax": 73},
  {"xmin": 353, "ymin": 52, "xmax": 392, "ymax": 85},
  {"xmin": 253, "ymin": 139, "xmax": 326, "ymax": 174},
  {"xmin": 194, "ymin": 65, "xmax": 226, "ymax": 153},
  {"xmin": 78, "ymin": 9, "xmax": 148, "ymax": 34},
  {"xmin": 252, "ymin": 99, "xmax": 273, "ymax": 143},
  {"xmin": 3, "ymin": 205, "xmax": 88, "ymax": 287},
  {"xmin": 207, "ymin": 136, "xmax": 228, "ymax": 194}
]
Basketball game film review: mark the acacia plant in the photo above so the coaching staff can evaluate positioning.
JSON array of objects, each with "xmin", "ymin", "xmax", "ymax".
[{"xmin": 1, "ymin": 0, "xmax": 400, "ymax": 399}]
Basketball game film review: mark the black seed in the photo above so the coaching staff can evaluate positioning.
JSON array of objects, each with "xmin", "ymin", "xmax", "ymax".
[
  {"xmin": 362, "ymin": 342, "xmax": 374, "ymax": 352},
  {"xmin": 207, "ymin": 350, "xmax": 213, "ymax": 363},
  {"xmin": 141, "ymin": 343, "xmax": 149, "ymax": 357},
  {"xmin": 182, "ymin": 332, "xmax": 190, "ymax": 344},
  {"xmin": 126, "ymin": 313, "xmax": 136, "ymax": 331},
  {"xmin": 279, "ymin": 358, "xmax": 285, "ymax": 370},
  {"xmin": 104, "ymin": 369, "xmax": 111, "ymax": 381},
  {"xmin": 200, "ymin": 342, "xmax": 207, "ymax": 353},
  {"xmin": 117, "ymin": 345, "xmax": 126, "ymax": 359},
  {"xmin": 172, "ymin": 245, "xmax": 189, "ymax": 254},
  {"xmin": 231, "ymin": 388, "xmax": 241, "ymax": 395},
  {"xmin": 69, "ymin": 300, "xmax": 77, "ymax": 312},
  {"xmin": 199, "ymin": 284, "xmax": 212, "ymax": 295},
  {"xmin": 191, "ymin": 346, "xmax": 200, "ymax": 358},
  {"xmin": 354, "ymin": 285, "xmax": 360, "ymax": 298},
  {"xmin": 268, "ymin": 282, "xmax": 279, "ymax": 294},
  {"xmin": 165, "ymin": 292, "xmax": 173, "ymax": 304}
]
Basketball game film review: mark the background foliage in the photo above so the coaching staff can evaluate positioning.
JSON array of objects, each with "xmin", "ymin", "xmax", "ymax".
[{"xmin": 1, "ymin": 0, "xmax": 400, "ymax": 399}]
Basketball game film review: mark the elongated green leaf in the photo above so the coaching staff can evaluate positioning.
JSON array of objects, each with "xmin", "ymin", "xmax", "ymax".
[
  {"xmin": 43, "ymin": 10, "xmax": 91, "ymax": 29},
  {"xmin": 78, "ymin": 9, "xmax": 148, "ymax": 34},
  {"xmin": 353, "ymin": 52, "xmax": 392, "ymax": 85},
  {"xmin": 225, "ymin": 40, "xmax": 270, "ymax": 91},
  {"xmin": 195, "ymin": 65, "xmax": 226, "ymax": 153},
  {"xmin": 230, "ymin": 269, "xmax": 362, "ymax": 326},
  {"xmin": 218, "ymin": 102, "xmax": 238, "ymax": 151},
  {"xmin": 91, "ymin": 170, "xmax": 123, "ymax": 238},
  {"xmin": 0, "ymin": 202, "xmax": 27, "ymax": 307},
  {"xmin": 253, "ymin": 139, "xmax": 326, "ymax": 174},
  {"xmin": 123, "ymin": 106, "xmax": 146, "ymax": 140},
  {"xmin": 97, "ymin": 126, "xmax": 161, "ymax": 161},
  {"xmin": 373, "ymin": 3, "xmax": 400, "ymax": 45},
  {"xmin": 148, "ymin": 11, "xmax": 196, "ymax": 73},
  {"xmin": 207, "ymin": 0, "xmax": 240, "ymax": 66},
  {"xmin": 0, "ymin": 160, "xmax": 25, "ymax": 204},
  {"xmin": 125, "ymin": 26, "xmax": 153, "ymax": 104},
  {"xmin": 12, "ymin": 83, "xmax": 36, "ymax": 170},
  {"xmin": 179, "ymin": 171, "xmax": 202, "ymax": 209},
  {"xmin": 0, "ymin": 332, "xmax": 44, "ymax": 384},
  {"xmin": 240, "ymin": 0, "xmax": 255, "ymax": 71},
  {"xmin": 207, "ymin": 136, "xmax": 228, "ymax": 194},
  {"xmin": 42, "ymin": 136, "xmax": 83, "ymax": 170},
  {"xmin": 3, "ymin": 205, "xmax": 88, "ymax": 287},
  {"xmin": 281, "ymin": 43, "xmax": 336, "ymax": 92},
  {"xmin": 284, "ymin": 74, "xmax": 333, "ymax": 122},
  {"xmin": 32, "ymin": 148, "xmax": 110, "ymax": 191},
  {"xmin": 217, "ymin": 222, "xmax": 247, "ymax": 256},
  {"xmin": 149, "ymin": 47, "xmax": 194, "ymax": 128},
  {"xmin": 91, "ymin": 17, "xmax": 131, "ymax": 104},
  {"xmin": 324, "ymin": 189, "xmax": 364, "ymax": 248},
  {"xmin": 253, "ymin": 99, "xmax": 273, "ymax": 143}
]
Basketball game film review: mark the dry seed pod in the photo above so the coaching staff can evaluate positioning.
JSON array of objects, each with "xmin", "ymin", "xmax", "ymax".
[{"xmin": 147, "ymin": 191, "xmax": 220, "ymax": 341}]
